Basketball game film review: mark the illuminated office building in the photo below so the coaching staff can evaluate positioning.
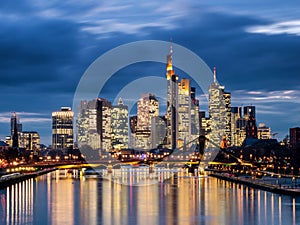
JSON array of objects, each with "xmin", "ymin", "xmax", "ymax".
[
  {"xmin": 231, "ymin": 107, "xmax": 242, "ymax": 146},
  {"xmin": 20, "ymin": 131, "xmax": 40, "ymax": 150},
  {"xmin": 135, "ymin": 93, "xmax": 159, "ymax": 149},
  {"xmin": 166, "ymin": 43, "xmax": 178, "ymax": 149},
  {"xmin": 223, "ymin": 92, "xmax": 231, "ymax": 145},
  {"xmin": 76, "ymin": 98, "xmax": 112, "ymax": 153},
  {"xmin": 52, "ymin": 107, "xmax": 74, "ymax": 150},
  {"xmin": 208, "ymin": 67, "xmax": 229, "ymax": 147},
  {"xmin": 178, "ymin": 79, "xmax": 200, "ymax": 149},
  {"xmin": 235, "ymin": 118, "xmax": 247, "ymax": 146},
  {"xmin": 178, "ymin": 78, "xmax": 191, "ymax": 147},
  {"xmin": 111, "ymin": 98, "xmax": 128, "ymax": 149},
  {"xmin": 257, "ymin": 123, "xmax": 271, "ymax": 139},
  {"xmin": 97, "ymin": 98, "xmax": 112, "ymax": 152}
]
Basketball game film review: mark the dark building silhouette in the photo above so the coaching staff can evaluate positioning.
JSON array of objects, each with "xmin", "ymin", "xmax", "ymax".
[
  {"xmin": 246, "ymin": 113, "xmax": 257, "ymax": 139},
  {"xmin": 290, "ymin": 127, "xmax": 300, "ymax": 149},
  {"xmin": 11, "ymin": 112, "xmax": 22, "ymax": 148}
]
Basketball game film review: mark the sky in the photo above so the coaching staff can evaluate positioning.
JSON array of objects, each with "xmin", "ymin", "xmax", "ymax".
[{"xmin": 0, "ymin": 0, "xmax": 300, "ymax": 145}]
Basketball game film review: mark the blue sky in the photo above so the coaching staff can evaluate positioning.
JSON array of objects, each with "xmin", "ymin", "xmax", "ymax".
[{"xmin": 0, "ymin": 0, "xmax": 300, "ymax": 144}]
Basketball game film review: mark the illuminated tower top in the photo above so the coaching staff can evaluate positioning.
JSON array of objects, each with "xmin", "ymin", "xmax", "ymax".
[
  {"xmin": 166, "ymin": 41, "xmax": 175, "ymax": 80},
  {"xmin": 213, "ymin": 66, "xmax": 217, "ymax": 84}
]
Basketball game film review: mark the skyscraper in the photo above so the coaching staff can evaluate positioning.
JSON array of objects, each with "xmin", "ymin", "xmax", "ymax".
[
  {"xmin": 244, "ymin": 106, "xmax": 256, "ymax": 120},
  {"xmin": 129, "ymin": 116, "xmax": 138, "ymax": 148},
  {"xmin": 97, "ymin": 98, "xmax": 112, "ymax": 152},
  {"xmin": 151, "ymin": 116, "xmax": 167, "ymax": 148},
  {"xmin": 166, "ymin": 43, "xmax": 178, "ymax": 149},
  {"xmin": 208, "ymin": 67, "xmax": 229, "ymax": 146},
  {"xmin": 111, "ymin": 98, "xmax": 128, "ymax": 149},
  {"xmin": 77, "ymin": 98, "xmax": 113, "ymax": 152},
  {"xmin": 231, "ymin": 107, "xmax": 242, "ymax": 146},
  {"xmin": 223, "ymin": 92, "xmax": 231, "ymax": 145},
  {"xmin": 52, "ymin": 107, "xmax": 74, "ymax": 150},
  {"xmin": 177, "ymin": 79, "xmax": 200, "ymax": 149},
  {"xmin": 11, "ymin": 112, "xmax": 22, "ymax": 148},
  {"xmin": 178, "ymin": 78, "xmax": 191, "ymax": 147},
  {"xmin": 245, "ymin": 106, "xmax": 257, "ymax": 138},
  {"xmin": 135, "ymin": 93, "xmax": 159, "ymax": 149},
  {"xmin": 290, "ymin": 127, "xmax": 300, "ymax": 149}
]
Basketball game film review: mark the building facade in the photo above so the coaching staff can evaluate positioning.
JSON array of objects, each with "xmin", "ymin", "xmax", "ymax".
[
  {"xmin": 245, "ymin": 106, "xmax": 257, "ymax": 139},
  {"xmin": 20, "ymin": 131, "xmax": 40, "ymax": 150},
  {"xmin": 208, "ymin": 67, "xmax": 229, "ymax": 147},
  {"xmin": 52, "ymin": 107, "xmax": 74, "ymax": 150},
  {"xmin": 135, "ymin": 94, "xmax": 159, "ymax": 149},
  {"xmin": 290, "ymin": 127, "xmax": 300, "ymax": 149},
  {"xmin": 166, "ymin": 44, "xmax": 178, "ymax": 150},
  {"xmin": 76, "ymin": 98, "xmax": 113, "ymax": 153},
  {"xmin": 257, "ymin": 123, "xmax": 271, "ymax": 139},
  {"xmin": 111, "ymin": 98, "xmax": 128, "ymax": 149},
  {"xmin": 10, "ymin": 112, "xmax": 22, "ymax": 148}
]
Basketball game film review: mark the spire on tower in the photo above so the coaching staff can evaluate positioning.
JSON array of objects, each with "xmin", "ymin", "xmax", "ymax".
[
  {"xmin": 213, "ymin": 66, "xmax": 217, "ymax": 83},
  {"xmin": 118, "ymin": 97, "xmax": 123, "ymax": 105},
  {"xmin": 166, "ymin": 39, "xmax": 174, "ymax": 80}
]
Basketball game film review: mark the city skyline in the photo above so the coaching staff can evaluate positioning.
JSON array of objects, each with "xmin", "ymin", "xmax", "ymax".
[{"xmin": 0, "ymin": 1, "xmax": 300, "ymax": 144}]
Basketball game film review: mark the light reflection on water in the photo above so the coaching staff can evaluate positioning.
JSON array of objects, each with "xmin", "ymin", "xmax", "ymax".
[{"xmin": 0, "ymin": 170, "xmax": 299, "ymax": 225}]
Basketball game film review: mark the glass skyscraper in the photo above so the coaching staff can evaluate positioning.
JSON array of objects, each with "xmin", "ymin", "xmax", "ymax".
[
  {"xmin": 208, "ymin": 67, "xmax": 231, "ymax": 147},
  {"xmin": 52, "ymin": 107, "xmax": 74, "ymax": 150},
  {"xmin": 111, "ymin": 98, "xmax": 129, "ymax": 149}
]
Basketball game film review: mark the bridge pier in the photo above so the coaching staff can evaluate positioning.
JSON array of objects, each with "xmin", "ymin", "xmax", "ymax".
[
  {"xmin": 149, "ymin": 164, "xmax": 154, "ymax": 173},
  {"xmin": 107, "ymin": 161, "xmax": 112, "ymax": 173}
]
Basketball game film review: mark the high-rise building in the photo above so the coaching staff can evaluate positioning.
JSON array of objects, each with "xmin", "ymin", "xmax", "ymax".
[
  {"xmin": 129, "ymin": 116, "xmax": 138, "ymax": 148},
  {"xmin": 236, "ymin": 118, "xmax": 247, "ymax": 146},
  {"xmin": 177, "ymin": 79, "xmax": 200, "ymax": 149},
  {"xmin": 178, "ymin": 78, "xmax": 191, "ymax": 147},
  {"xmin": 245, "ymin": 105, "xmax": 257, "ymax": 138},
  {"xmin": 208, "ymin": 67, "xmax": 229, "ymax": 147},
  {"xmin": 20, "ymin": 131, "xmax": 40, "ymax": 150},
  {"xmin": 111, "ymin": 98, "xmax": 128, "ymax": 149},
  {"xmin": 231, "ymin": 107, "xmax": 240, "ymax": 146},
  {"xmin": 10, "ymin": 112, "xmax": 22, "ymax": 148},
  {"xmin": 257, "ymin": 123, "xmax": 271, "ymax": 139},
  {"xmin": 151, "ymin": 116, "xmax": 167, "ymax": 148},
  {"xmin": 190, "ymin": 87, "xmax": 200, "ymax": 138},
  {"xmin": 223, "ymin": 92, "xmax": 231, "ymax": 145},
  {"xmin": 290, "ymin": 127, "xmax": 300, "ymax": 149},
  {"xmin": 97, "ymin": 98, "xmax": 112, "ymax": 152},
  {"xmin": 166, "ymin": 43, "xmax": 178, "ymax": 150},
  {"xmin": 135, "ymin": 93, "xmax": 159, "ymax": 149},
  {"xmin": 76, "ymin": 100, "xmax": 90, "ymax": 147},
  {"xmin": 244, "ymin": 106, "xmax": 256, "ymax": 120},
  {"xmin": 52, "ymin": 107, "xmax": 74, "ymax": 150},
  {"xmin": 77, "ymin": 98, "xmax": 112, "ymax": 153}
]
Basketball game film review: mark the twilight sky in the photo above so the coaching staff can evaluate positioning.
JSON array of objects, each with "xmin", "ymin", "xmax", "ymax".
[{"xmin": 0, "ymin": 0, "xmax": 300, "ymax": 145}]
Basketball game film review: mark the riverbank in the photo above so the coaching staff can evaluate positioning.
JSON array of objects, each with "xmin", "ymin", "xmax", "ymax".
[
  {"xmin": 0, "ymin": 168, "xmax": 57, "ymax": 190},
  {"xmin": 210, "ymin": 172, "xmax": 300, "ymax": 196}
]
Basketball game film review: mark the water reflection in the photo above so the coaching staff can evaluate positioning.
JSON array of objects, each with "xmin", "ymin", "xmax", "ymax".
[{"xmin": 0, "ymin": 170, "xmax": 299, "ymax": 225}]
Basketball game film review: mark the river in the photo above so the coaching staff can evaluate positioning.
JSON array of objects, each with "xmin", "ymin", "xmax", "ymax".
[{"xmin": 0, "ymin": 169, "xmax": 299, "ymax": 225}]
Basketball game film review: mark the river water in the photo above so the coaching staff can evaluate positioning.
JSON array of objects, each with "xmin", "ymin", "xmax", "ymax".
[{"xmin": 0, "ymin": 169, "xmax": 299, "ymax": 225}]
